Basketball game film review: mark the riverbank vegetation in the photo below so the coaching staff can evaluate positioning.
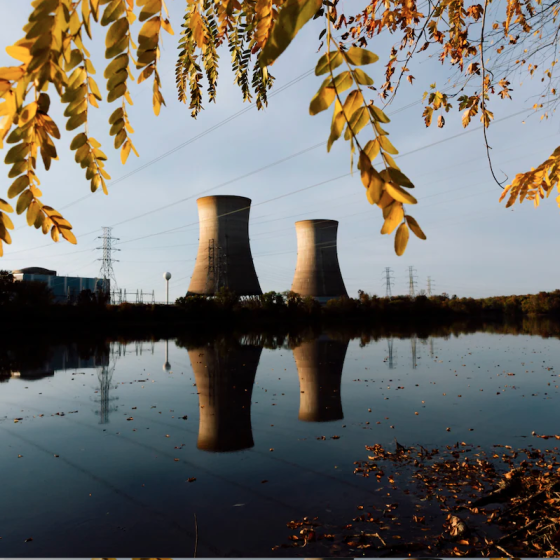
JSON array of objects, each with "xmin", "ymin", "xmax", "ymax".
[{"xmin": 1, "ymin": 270, "xmax": 560, "ymax": 332}]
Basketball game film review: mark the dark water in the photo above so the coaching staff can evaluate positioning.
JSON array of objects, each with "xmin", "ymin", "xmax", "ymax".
[{"xmin": 0, "ymin": 322, "xmax": 558, "ymax": 557}]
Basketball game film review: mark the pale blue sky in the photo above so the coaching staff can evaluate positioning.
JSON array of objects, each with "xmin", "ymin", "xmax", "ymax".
[{"xmin": 1, "ymin": 0, "xmax": 559, "ymax": 301}]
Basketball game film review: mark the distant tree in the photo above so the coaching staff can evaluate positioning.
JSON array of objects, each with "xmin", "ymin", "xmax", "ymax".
[{"xmin": 0, "ymin": 0, "xmax": 558, "ymax": 258}]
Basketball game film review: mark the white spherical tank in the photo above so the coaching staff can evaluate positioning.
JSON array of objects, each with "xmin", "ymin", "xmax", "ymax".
[{"xmin": 164, "ymin": 272, "xmax": 172, "ymax": 280}]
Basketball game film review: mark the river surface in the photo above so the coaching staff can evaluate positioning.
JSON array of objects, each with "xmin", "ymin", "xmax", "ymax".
[{"xmin": 0, "ymin": 323, "xmax": 558, "ymax": 557}]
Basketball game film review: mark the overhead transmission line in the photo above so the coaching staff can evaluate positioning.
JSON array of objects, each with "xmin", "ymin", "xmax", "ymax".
[{"xmin": 5, "ymin": 105, "xmax": 533, "ymax": 259}]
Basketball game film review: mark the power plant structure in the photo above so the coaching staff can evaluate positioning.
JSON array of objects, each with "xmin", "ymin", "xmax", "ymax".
[
  {"xmin": 293, "ymin": 335, "xmax": 349, "ymax": 422},
  {"xmin": 188, "ymin": 195, "xmax": 262, "ymax": 296},
  {"xmin": 291, "ymin": 220, "xmax": 347, "ymax": 303},
  {"xmin": 188, "ymin": 341, "xmax": 262, "ymax": 452}
]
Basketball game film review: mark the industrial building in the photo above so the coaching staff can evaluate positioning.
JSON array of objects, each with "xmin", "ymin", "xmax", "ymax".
[
  {"xmin": 293, "ymin": 335, "xmax": 348, "ymax": 422},
  {"xmin": 12, "ymin": 267, "xmax": 105, "ymax": 303},
  {"xmin": 188, "ymin": 342, "xmax": 262, "ymax": 452},
  {"xmin": 291, "ymin": 220, "xmax": 348, "ymax": 302},
  {"xmin": 188, "ymin": 195, "xmax": 262, "ymax": 296}
]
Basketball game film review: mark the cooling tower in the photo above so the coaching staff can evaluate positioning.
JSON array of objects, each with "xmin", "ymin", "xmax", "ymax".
[
  {"xmin": 188, "ymin": 195, "xmax": 262, "ymax": 296},
  {"xmin": 291, "ymin": 220, "xmax": 347, "ymax": 302},
  {"xmin": 293, "ymin": 335, "xmax": 349, "ymax": 422},
  {"xmin": 188, "ymin": 342, "xmax": 262, "ymax": 452}
]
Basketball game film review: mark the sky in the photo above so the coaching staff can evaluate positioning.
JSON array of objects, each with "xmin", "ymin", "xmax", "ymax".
[{"xmin": 1, "ymin": 0, "xmax": 559, "ymax": 302}]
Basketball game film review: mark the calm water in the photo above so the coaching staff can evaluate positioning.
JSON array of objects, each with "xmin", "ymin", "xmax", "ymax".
[{"xmin": 0, "ymin": 325, "xmax": 558, "ymax": 557}]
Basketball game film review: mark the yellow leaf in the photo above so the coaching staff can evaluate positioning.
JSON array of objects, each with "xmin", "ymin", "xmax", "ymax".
[
  {"xmin": 104, "ymin": 53, "xmax": 129, "ymax": 79},
  {"xmin": 360, "ymin": 158, "xmax": 383, "ymax": 203},
  {"xmin": 161, "ymin": 18, "xmax": 174, "ymax": 35},
  {"xmin": 101, "ymin": 0, "xmax": 126, "ymax": 26},
  {"xmin": 344, "ymin": 106, "xmax": 369, "ymax": 140},
  {"xmin": 66, "ymin": 111, "xmax": 87, "ymax": 131},
  {"xmin": 6, "ymin": 46, "xmax": 32, "ymax": 63},
  {"xmin": 1, "ymin": 212, "xmax": 14, "ymax": 229},
  {"xmin": 382, "ymin": 152, "xmax": 400, "ymax": 170},
  {"xmin": 189, "ymin": 10, "xmax": 207, "ymax": 50},
  {"xmin": 309, "ymin": 82, "xmax": 336, "ymax": 115},
  {"xmin": 64, "ymin": 97, "xmax": 88, "ymax": 118},
  {"xmin": 139, "ymin": 0, "xmax": 162, "ymax": 22},
  {"xmin": 51, "ymin": 225, "xmax": 60, "ymax": 242},
  {"xmin": 139, "ymin": 17, "xmax": 161, "ymax": 42},
  {"xmin": 343, "ymin": 89, "xmax": 364, "ymax": 120},
  {"xmin": 8, "ymin": 175, "xmax": 30, "ymax": 198},
  {"xmin": 107, "ymin": 68, "xmax": 128, "ymax": 92},
  {"xmin": 70, "ymin": 132, "xmax": 88, "ymax": 150},
  {"xmin": 352, "ymin": 68, "xmax": 373, "ymax": 86},
  {"xmin": 0, "ymin": 198, "xmax": 14, "ymax": 213},
  {"xmin": 315, "ymin": 51, "xmax": 343, "ymax": 76},
  {"xmin": 368, "ymin": 105, "xmax": 390, "ymax": 123},
  {"xmin": 68, "ymin": 67, "xmax": 87, "ymax": 90},
  {"xmin": 60, "ymin": 227, "xmax": 77, "ymax": 244},
  {"xmin": 121, "ymin": 139, "xmax": 132, "ymax": 164},
  {"xmin": 260, "ymin": 0, "xmax": 322, "ymax": 67},
  {"xmin": 88, "ymin": 77, "xmax": 102, "ymax": 100},
  {"xmin": 105, "ymin": 18, "xmax": 129, "ymax": 49},
  {"xmin": 405, "ymin": 215, "xmax": 426, "ymax": 240},
  {"xmin": 378, "ymin": 135, "xmax": 399, "ymax": 155},
  {"xmin": 4, "ymin": 143, "xmax": 28, "ymax": 165},
  {"xmin": 377, "ymin": 190, "xmax": 394, "ymax": 210},
  {"xmin": 380, "ymin": 203, "xmax": 404, "ymax": 234},
  {"xmin": 394, "ymin": 222, "xmax": 409, "ymax": 256},
  {"xmin": 384, "ymin": 182, "xmax": 418, "ymax": 204},
  {"xmin": 344, "ymin": 46, "xmax": 379, "ymax": 66},
  {"xmin": 91, "ymin": 174, "xmax": 102, "ymax": 192},
  {"xmin": 332, "ymin": 71, "xmax": 353, "ymax": 94},
  {"xmin": 137, "ymin": 65, "xmax": 155, "ymax": 84},
  {"xmin": 0, "ymin": 223, "xmax": 12, "ymax": 244},
  {"xmin": 16, "ymin": 189, "xmax": 33, "ymax": 215},
  {"xmin": 385, "ymin": 168, "xmax": 414, "ymax": 188},
  {"xmin": 107, "ymin": 82, "xmax": 127, "ymax": 102},
  {"xmin": 34, "ymin": 210, "xmax": 44, "ymax": 229},
  {"xmin": 0, "ymin": 66, "xmax": 25, "ymax": 81},
  {"xmin": 327, "ymin": 99, "xmax": 345, "ymax": 152},
  {"xmin": 26, "ymin": 200, "xmax": 41, "ymax": 226}
]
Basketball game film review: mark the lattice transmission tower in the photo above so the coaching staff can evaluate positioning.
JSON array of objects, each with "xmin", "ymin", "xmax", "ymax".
[
  {"xmin": 427, "ymin": 276, "xmax": 435, "ymax": 297},
  {"xmin": 407, "ymin": 266, "xmax": 418, "ymax": 298},
  {"xmin": 206, "ymin": 238, "xmax": 228, "ymax": 294},
  {"xmin": 97, "ymin": 227, "xmax": 119, "ymax": 301},
  {"xmin": 383, "ymin": 267, "xmax": 395, "ymax": 298}
]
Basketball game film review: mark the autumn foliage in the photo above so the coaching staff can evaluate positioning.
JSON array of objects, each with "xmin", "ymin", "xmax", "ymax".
[{"xmin": 1, "ymin": 0, "xmax": 559, "ymax": 258}]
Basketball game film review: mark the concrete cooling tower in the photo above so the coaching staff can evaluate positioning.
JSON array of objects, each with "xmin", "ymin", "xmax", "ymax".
[
  {"xmin": 188, "ymin": 342, "xmax": 262, "ymax": 452},
  {"xmin": 291, "ymin": 220, "xmax": 347, "ymax": 302},
  {"xmin": 188, "ymin": 195, "xmax": 262, "ymax": 296},
  {"xmin": 293, "ymin": 335, "xmax": 349, "ymax": 422}
]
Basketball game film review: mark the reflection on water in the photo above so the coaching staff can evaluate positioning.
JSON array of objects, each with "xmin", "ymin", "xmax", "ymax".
[
  {"xmin": 294, "ymin": 335, "xmax": 347, "ymax": 423},
  {"xmin": 0, "ymin": 319, "xmax": 559, "ymax": 556},
  {"xmin": 188, "ymin": 340, "xmax": 261, "ymax": 452}
]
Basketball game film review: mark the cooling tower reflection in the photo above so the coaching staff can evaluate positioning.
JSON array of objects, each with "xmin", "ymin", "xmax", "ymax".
[
  {"xmin": 293, "ymin": 334, "xmax": 349, "ymax": 422},
  {"xmin": 188, "ymin": 340, "xmax": 263, "ymax": 452}
]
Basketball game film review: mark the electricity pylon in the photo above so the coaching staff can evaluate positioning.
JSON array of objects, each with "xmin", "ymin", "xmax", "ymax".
[
  {"xmin": 383, "ymin": 267, "xmax": 395, "ymax": 297},
  {"xmin": 97, "ymin": 227, "xmax": 119, "ymax": 301}
]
